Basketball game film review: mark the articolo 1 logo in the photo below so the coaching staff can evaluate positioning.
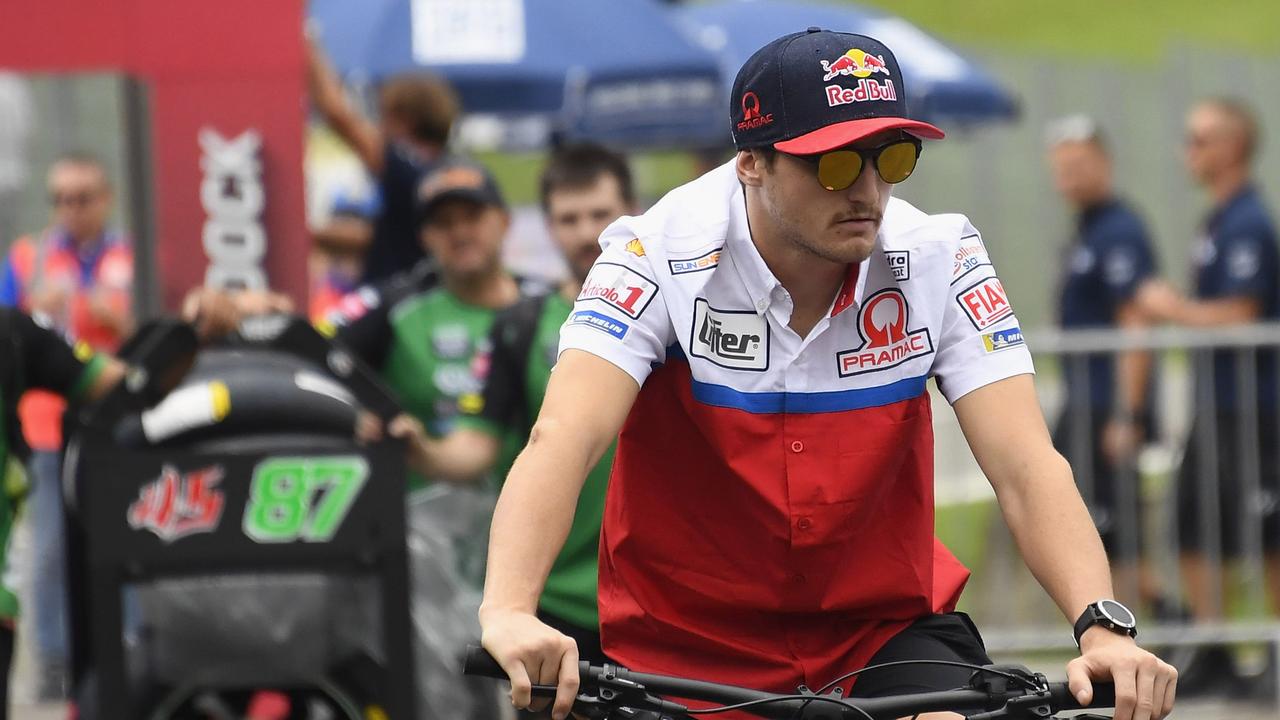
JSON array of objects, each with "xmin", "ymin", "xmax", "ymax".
[{"xmin": 200, "ymin": 128, "xmax": 267, "ymax": 290}]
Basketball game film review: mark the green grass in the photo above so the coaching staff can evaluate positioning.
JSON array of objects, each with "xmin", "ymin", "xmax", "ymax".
[{"xmin": 854, "ymin": 0, "xmax": 1280, "ymax": 62}]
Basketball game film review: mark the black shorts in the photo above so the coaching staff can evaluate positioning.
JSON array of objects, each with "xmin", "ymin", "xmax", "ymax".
[
  {"xmin": 848, "ymin": 612, "xmax": 992, "ymax": 705},
  {"xmin": 1177, "ymin": 413, "xmax": 1280, "ymax": 557},
  {"xmin": 1052, "ymin": 408, "xmax": 1146, "ymax": 560}
]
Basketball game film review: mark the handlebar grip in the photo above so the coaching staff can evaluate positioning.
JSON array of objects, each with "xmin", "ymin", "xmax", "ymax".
[
  {"xmin": 464, "ymin": 645, "xmax": 507, "ymax": 679},
  {"xmin": 1049, "ymin": 681, "xmax": 1115, "ymax": 710}
]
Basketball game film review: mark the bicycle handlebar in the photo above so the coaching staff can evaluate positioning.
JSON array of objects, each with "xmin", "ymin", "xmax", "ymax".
[{"xmin": 464, "ymin": 646, "xmax": 1115, "ymax": 720}]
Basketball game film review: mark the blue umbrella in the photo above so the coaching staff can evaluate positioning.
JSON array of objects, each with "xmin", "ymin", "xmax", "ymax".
[
  {"xmin": 669, "ymin": 0, "xmax": 1018, "ymax": 127},
  {"xmin": 310, "ymin": 0, "xmax": 729, "ymax": 149}
]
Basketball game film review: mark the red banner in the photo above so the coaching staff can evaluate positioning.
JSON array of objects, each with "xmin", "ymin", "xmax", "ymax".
[{"xmin": 0, "ymin": 0, "xmax": 308, "ymax": 310}]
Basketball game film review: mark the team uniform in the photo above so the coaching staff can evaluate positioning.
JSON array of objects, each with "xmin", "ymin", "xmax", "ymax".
[
  {"xmin": 456, "ymin": 291, "xmax": 613, "ymax": 663},
  {"xmin": 1178, "ymin": 185, "xmax": 1280, "ymax": 556},
  {"xmin": 330, "ymin": 263, "xmax": 547, "ymax": 489},
  {"xmin": 1052, "ymin": 198, "xmax": 1158, "ymax": 557},
  {"xmin": 557, "ymin": 162, "xmax": 1034, "ymax": 696},
  {"xmin": 0, "ymin": 307, "xmax": 106, "ymax": 719}
]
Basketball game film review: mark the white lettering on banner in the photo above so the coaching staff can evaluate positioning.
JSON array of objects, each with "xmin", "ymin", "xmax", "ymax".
[
  {"xmin": 690, "ymin": 299, "xmax": 769, "ymax": 371},
  {"xmin": 577, "ymin": 262, "xmax": 658, "ymax": 319},
  {"xmin": 836, "ymin": 289, "xmax": 933, "ymax": 376},
  {"xmin": 956, "ymin": 276, "xmax": 1014, "ymax": 331},
  {"xmin": 199, "ymin": 128, "xmax": 267, "ymax": 290}
]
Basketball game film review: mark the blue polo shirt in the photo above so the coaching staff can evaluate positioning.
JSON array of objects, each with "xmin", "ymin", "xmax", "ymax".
[
  {"xmin": 1192, "ymin": 185, "xmax": 1280, "ymax": 414},
  {"xmin": 1058, "ymin": 198, "xmax": 1158, "ymax": 413}
]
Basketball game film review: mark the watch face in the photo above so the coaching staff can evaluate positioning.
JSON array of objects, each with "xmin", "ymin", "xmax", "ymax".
[{"xmin": 1098, "ymin": 599, "xmax": 1136, "ymax": 628}]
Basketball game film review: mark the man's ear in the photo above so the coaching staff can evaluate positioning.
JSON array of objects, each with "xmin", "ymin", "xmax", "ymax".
[{"xmin": 736, "ymin": 149, "xmax": 766, "ymax": 187}]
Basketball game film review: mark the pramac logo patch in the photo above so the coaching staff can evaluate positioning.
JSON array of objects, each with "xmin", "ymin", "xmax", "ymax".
[{"xmin": 836, "ymin": 289, "xmax": 933, "ymax": 377}]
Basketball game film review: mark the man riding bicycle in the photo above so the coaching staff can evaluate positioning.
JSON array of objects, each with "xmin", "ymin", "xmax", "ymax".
[{"xmin": 479, "ymin": 30, "xmax": 1177, "ymax": 720}]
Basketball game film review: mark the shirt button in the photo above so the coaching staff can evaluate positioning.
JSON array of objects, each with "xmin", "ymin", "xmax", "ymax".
[
  {"xmin": 755, "ymin": 298, "xmax": 768, "ymax": 312},
  {"xmin": 797, "ymin": 517, "xmax": 812, "ymax": 530},
  {"xmin": 790, "ymin": 440, "xmax": 804, "ymax": 453},
  {"xmin": 792, "ymin": 573, "xmax": 806, "ymax": 584}
]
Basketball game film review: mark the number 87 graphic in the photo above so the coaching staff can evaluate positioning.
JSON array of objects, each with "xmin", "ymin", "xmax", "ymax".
[{"xmin": 243, "ymin": 456, "xmax": 369, "ymax": 543}]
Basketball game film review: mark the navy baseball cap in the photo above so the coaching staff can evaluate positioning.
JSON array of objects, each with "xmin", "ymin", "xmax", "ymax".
[
  {"xmin": 415, "ymin": 159, "xmax": 506, "ymax": 225},
  {"xmin": 731, "ymin": 28, "xmax": 944, "ymax": 153}
]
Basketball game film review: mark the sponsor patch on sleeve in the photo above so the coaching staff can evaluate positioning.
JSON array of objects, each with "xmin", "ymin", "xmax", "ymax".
[
  {"xmin": 668, "ymin": 249, "xmax": 722, "ymax": 275},
  {"xmin": 955, "ymin": 276, "xmax": 1014, "ymax": 331},
  {"xmin": 951, "ymin": 234, "xmax": 992, "ymax": 283},
  {"xmin": 577, "ymin": 262, "xmax": 659, "ymax": 318},
  {"xmin": 569, "ymin": 310, "xmax": 630, "ymax": 340},
  {"xmin": 982, "ymin": 326, "xmax": 1025, "ymax": 353}
]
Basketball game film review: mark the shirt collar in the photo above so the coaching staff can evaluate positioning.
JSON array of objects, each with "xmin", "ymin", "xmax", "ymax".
[
  {"xmin": 728, "ymin": 187, "xmax": 868, "ymax": 318},
  {"xmin": 727, "ymin": 186, "xmax": 781, "ymax": 315},
  {"xmin": 1209, "ymin": 183, "xmax": 1258, "ymax": 230}
]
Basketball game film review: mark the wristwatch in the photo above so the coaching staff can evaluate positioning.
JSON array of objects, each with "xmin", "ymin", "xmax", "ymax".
[{"xmin": 1073, "ymin": 599, "xmax": 1138, "ymax": 647}]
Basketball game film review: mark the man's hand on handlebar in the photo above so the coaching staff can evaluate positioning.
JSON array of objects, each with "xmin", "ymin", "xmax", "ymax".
[
  {"xmin": 480, "ymin": 607, "xmax": 580, "ymax": 720},
  {"xmin": 1068, "ymin": 630, "xmax": 1176, "ymax": 720}
]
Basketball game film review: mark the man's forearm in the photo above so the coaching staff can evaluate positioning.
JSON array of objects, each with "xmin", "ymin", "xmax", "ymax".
[
  {"xmin": 1116, "ymin": 349, "xmax": 1151, "ymax": 417},
  {"xmin": 1172, "ymin": 296, "xmax": 1259, "ymax": 327},
  {"xmin": 995, "ymin": 450, "xmax": 1114, "ymax": 622},
  {"xmin": 480, "ymin": 417, "xmax": 602, "ymax": 616},
  {"xmin": 429, "ymin": 429, "xmax": 500, "ymax": 485}
]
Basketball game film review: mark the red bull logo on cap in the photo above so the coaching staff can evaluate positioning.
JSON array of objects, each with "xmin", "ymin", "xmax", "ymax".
[
  {"xmin": 820, "ymin": 48, "xmax": 892, "ymax": 82},
  {"xmin": 821, "ymin": 48, "xmax": 896, "ymax": 107}
]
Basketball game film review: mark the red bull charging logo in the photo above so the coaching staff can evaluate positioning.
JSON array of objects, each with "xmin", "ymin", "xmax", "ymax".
[
  {"xmin": 821, "ymin": 48, "xmax": 891, "ymax": 82},
  {"xmin": 821, "ymin": 49, "xmax": 896, "ymax": 107}
]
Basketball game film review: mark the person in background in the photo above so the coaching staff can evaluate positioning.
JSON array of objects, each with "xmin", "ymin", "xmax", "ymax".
[
  {"xmin": 1045, "ymin": 115, "xmax": 1165, "ymax": 614},
  {"xmin": 394, "ymin": 144, "xmax": 635, "ymax": 690},
  {"xmin": 1137, "ymin": 97, "xmax": 1280, "ymax": 696},
  {"xmin": 331, "ymin": 159, "xmax": 545, "ymax": 492},
  {"xmin": 0, "ymin": 151, "xmax": 133, "ymax": 700},
  {"xmin": 306, "ymin": 32, "xmax": 459, "ymax": 284},
  {"xmin": 309, "ymin": 189, "xmax": 380, "ymax": 323}
]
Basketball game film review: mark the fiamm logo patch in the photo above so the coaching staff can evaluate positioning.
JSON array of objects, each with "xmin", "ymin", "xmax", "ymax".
[{"xmin": 955, "ymin": 276, "xmax": 1014, "ymax": 331}]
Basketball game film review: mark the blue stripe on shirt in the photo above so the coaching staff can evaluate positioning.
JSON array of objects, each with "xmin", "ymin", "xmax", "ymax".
[{"xmin": 690, "ymin": 374, "xmax": 927, "ymax": 414}]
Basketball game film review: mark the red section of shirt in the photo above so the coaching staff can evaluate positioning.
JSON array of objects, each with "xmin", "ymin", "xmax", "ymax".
[{"xmin": 598, "ymin": 358, "xmax": 970, "ymax": 699}]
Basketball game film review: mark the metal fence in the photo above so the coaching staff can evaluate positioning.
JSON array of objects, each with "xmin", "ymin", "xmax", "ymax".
[{"xmin": 935, "ymin": 323, "xmax": 1280, "ymax": 699}]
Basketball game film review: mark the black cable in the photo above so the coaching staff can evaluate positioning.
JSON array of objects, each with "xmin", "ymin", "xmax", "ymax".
[
  {"xmin": 683, "ymin": 692, "xmax": 874, "ymax": 720},
  {"xmin": 814, "ymin": 660, "xmax": 1041, "ymax": 696}
]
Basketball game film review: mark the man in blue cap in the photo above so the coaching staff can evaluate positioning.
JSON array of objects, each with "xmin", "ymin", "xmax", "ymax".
[{"xmin": 478, "ymin": 30, "xmax": 1177, "ymax": 720}]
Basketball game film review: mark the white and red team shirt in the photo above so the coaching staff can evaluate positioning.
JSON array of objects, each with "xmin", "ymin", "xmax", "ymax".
[{"xmin": 559, "ymin": 161, "xmax": 1033, "ymax": 695}]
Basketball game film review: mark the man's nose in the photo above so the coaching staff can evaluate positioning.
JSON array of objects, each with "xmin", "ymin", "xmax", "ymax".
[{"xmin": 844, "ymin": 161, "xmax": 881, "ymax": 203}]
